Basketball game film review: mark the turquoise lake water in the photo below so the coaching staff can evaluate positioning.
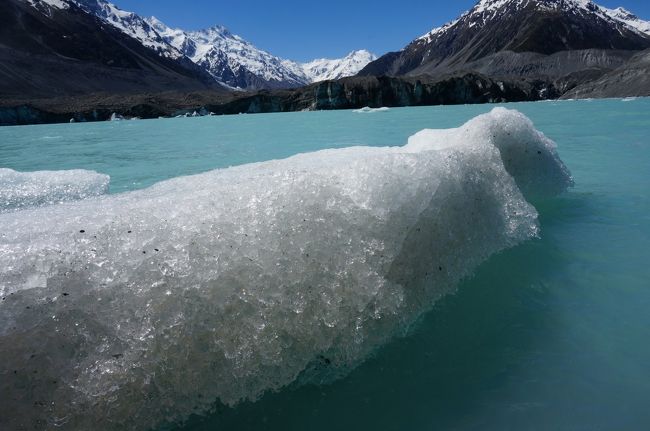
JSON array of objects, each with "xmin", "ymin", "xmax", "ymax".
[{"xmin": 1, "ymin": 99, "xmax": 649, "ymax": 430}]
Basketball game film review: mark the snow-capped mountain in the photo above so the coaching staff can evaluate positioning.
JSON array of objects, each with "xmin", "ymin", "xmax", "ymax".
[
  {"xmin": 148, "ymin": 18, "xmax": 376, "ymax": 89},
  {"xmin": 419, "ymin": 0, "xmax": 650, "ymax": 40},
  {"xmin": 148, "ymin": 18, "xmax": 308, "ymax": 89},
  {"xmin": 24, "ymin": 0, "xmax": 375, "ymax": 90},
  {"xmin": 361, "ymin": 0, "xmax": 650, "ymax": 77},
  {"xmin": 301, "ymin": 50, "xmax": 377, "ymax": 82}
]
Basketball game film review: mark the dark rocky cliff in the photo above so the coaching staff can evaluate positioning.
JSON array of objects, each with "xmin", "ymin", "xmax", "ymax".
[{"xmin": 0, "ymin": 74, "xmax": 558, "ymax": 125}]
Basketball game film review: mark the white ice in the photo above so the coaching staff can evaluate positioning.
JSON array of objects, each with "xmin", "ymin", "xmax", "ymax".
[
  {"xmin": 353, "ymin": 107, "xmax": 391, "ymax": 113},
  {"xmin": 0, "ymin": 108, "xmax": 572, "ymax": 430}
]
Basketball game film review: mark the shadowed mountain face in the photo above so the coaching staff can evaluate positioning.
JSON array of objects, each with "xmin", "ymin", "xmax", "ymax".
[
  {"xmin": 359, "ymin": 0, "xmax": 650, "ymax": 78},
  {"xmin": 0, "ymin": 0, "xmax": 222, "ymax": 99}
]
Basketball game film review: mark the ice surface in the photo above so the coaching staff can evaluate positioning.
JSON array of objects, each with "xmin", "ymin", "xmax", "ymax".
[
  {"xmin": 406, "ymin": 108, "xmax": 573, "ymax": 201},
  {"xmin": 0, "ymin": 108, "xmax": 572, "ymax": 430},
  {"xmin": 0, "ymin": 168, "xmax": 110, "ymax": 213}
]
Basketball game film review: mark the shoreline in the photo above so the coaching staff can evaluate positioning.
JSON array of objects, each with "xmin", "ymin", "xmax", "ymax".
[{"xmin": 0, "ymin": 73, "xmax": 566, "ymax": 127}]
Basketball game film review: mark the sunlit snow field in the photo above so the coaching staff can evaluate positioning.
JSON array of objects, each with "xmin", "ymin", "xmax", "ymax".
[{"xmin": 1, "ymin": 99, "xmax": 649, "ymax": 430}]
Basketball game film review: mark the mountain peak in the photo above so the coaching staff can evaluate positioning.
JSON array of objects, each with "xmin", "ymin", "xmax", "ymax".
[
  {"xmin": 361, "ymin": 0, "xmax": 650, "ymax": 77},
  {"xmin": 24, "ymin": 0, "xmax": 375, "ymax": 90},
  {"xmin": 300, "ymin": 50, "xmax": 377, "ymax": 82},
  {"xmin": 192, "ymin": 25, "xmax": 232, "ymax": 39},
  {"xmin": 147, "ymin": 15, "xmax": 166, "ymax": 29},
  {"xmin": 602, "ymin": 5, "xmax": 650, "ymax": 35},
  {"xmin": 144, "ymin": 15, "xmax": 375, "ymax": 89}
]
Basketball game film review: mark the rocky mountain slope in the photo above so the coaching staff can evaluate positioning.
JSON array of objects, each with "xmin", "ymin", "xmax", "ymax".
[
  {"xmin": 61, "ymin": 0, "xmax": 184, "ymax": 59},
  {"xmin": 23, "ymin": 0, "xmax": 375, "ymax": 90},
  {"xmin": 561, "ymin": 48, "xmax": 650, "ymax": 98},
  {"xmin": 0, "ymin": 0, "xmax": 221, "ymax": 100},
  {"xmin": 360, "ymin": 0, "xmax": 650, "ymax": 80}
]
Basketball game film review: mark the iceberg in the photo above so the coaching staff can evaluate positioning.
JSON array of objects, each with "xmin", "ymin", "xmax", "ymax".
[
  {"xmin": 0, "ymin": 168, "xmax": 110, "ymax": 213},
  {"xmin": 0, "ymin": 108, "xmax": 572, "ymax": 430},
  {"xmin": 353, "ymin": 106, "xmax": 390, "ymax": 113}
]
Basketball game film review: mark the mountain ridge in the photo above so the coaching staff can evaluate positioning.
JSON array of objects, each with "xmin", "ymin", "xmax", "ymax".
[
  {"xmin": 1, "ymin": 0, "xmax": 222, "ymax": 99},
  {"xmin": 360, "ymin": 0, "xmax": 650, "ymax": 77},
  {"xmin": 3, "ymin": 0, "xmax": 650, "ymax": 126},
  {"xmin": 147, "ymin": 17, "xmax": 376, "ymax": 89},
  {"xmin": 24, "ymin": 0, "xmax": 376, "ymax": 90}
]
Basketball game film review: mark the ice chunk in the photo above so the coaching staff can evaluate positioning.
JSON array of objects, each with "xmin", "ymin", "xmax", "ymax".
[
  {"xmin": 0, "ymin": 108, "xmax": 571, "ymax": 430},
  {"xmin": 0, "ymin": 168, "xmax": 110, "ymax": 213},
  {"xmin": 353, "ymin": 106, "xmax": 390, "ymax": 113},
  {"xmin": 406, "ymin": 108, "xmax": 573, "ymax": 201}
]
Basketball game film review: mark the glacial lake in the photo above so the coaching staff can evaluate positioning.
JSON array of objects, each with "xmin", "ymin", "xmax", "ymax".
[{"xmin": 1, "ymin": 99, "xmax": 649, "ymax": 430}]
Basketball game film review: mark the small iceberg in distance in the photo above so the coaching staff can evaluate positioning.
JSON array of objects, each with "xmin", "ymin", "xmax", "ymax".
[
  {"xmin": 0, "ymin": 108, "xmax": 572, "ymax": 430},
  {"xmin": 622, "ymin": 97, "xmax": 638, "ymax": 102},
  {"xmin": 0, "ymin": 168, "xmax": 110, "ymax": 213},
  {"xmin": 353, "ymin": 106, "xmax": 390, "ymax": 113}
]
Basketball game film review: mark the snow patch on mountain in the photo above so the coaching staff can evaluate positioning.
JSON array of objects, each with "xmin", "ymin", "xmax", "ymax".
[
  {"xmin": 603, "ymin": 7, "xmax": 650, "ymax": 36},
  {"xmin": 73, "ymin": 0, "xmax": 183, "ymax": 58},
  {"xmin": 418, "ymin": 19, "xmax": 461, "ymax": 43},
  {"xmin": 26, "ymin": 0, "xmax": 69, "ymax": 9},
  {"xmin": 25, "ymin": 0, "xmax": 70, "ymax": 14}
]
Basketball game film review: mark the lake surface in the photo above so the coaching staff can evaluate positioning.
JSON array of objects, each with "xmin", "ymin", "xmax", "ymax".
[{"xmin": 1, "ymin": 99, "xmax": 649, "ymax": 430}]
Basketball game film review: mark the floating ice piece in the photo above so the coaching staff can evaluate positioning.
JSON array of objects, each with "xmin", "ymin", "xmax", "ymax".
[
  {"xmin": 0, "ymin": 168, "xmax": 110, "ymax": 213},
  {"xmin": 353, "ymin": 106, "xmax": 390, "ymax": 113},
  {"xmin": 110, "ymin": 112, "xmax": 123, "ymax": 121},
  {"xmin": 622, "ymin": 97, "xmax": 638, "ymax": 102},
  {"xmin": 406, "ymin": 107, "xmax": 573, "ymax": 201},
  {"xmin": 0, "ymin": 108, "xmax": 571, "ymax": 430}
]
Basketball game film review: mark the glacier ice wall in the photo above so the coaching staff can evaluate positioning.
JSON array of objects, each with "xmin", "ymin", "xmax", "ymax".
[
  {"xmin": 0, "ymin": 168, "xmax": 110, "ymax": 213},
  {"xmin": 0, "ymin": 108, "xmax": 572, "ymax": 430}
]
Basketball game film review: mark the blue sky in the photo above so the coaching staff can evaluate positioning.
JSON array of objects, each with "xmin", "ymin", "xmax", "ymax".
[{"xmin": 117, "ymin": 0, "xmax": 650, "ymax": 62}]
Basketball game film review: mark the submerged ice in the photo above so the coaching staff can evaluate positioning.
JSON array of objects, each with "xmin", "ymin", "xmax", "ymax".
[
  {"xmin": 0, "ymin": 108, "xmax": 572, "ymax": 430},
  {"xmin": 0, "ymin": 168, "xmax": 109, "ymax": 213}
]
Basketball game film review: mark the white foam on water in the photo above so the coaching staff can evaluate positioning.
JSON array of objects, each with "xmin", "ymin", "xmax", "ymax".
[
  {"xmin": 0, "ymin": 168, "xmax": 110, "ymax": 213},
  {"xmin": 0, "ymin": 108, "xmax": 572, "ymax": 430}
]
